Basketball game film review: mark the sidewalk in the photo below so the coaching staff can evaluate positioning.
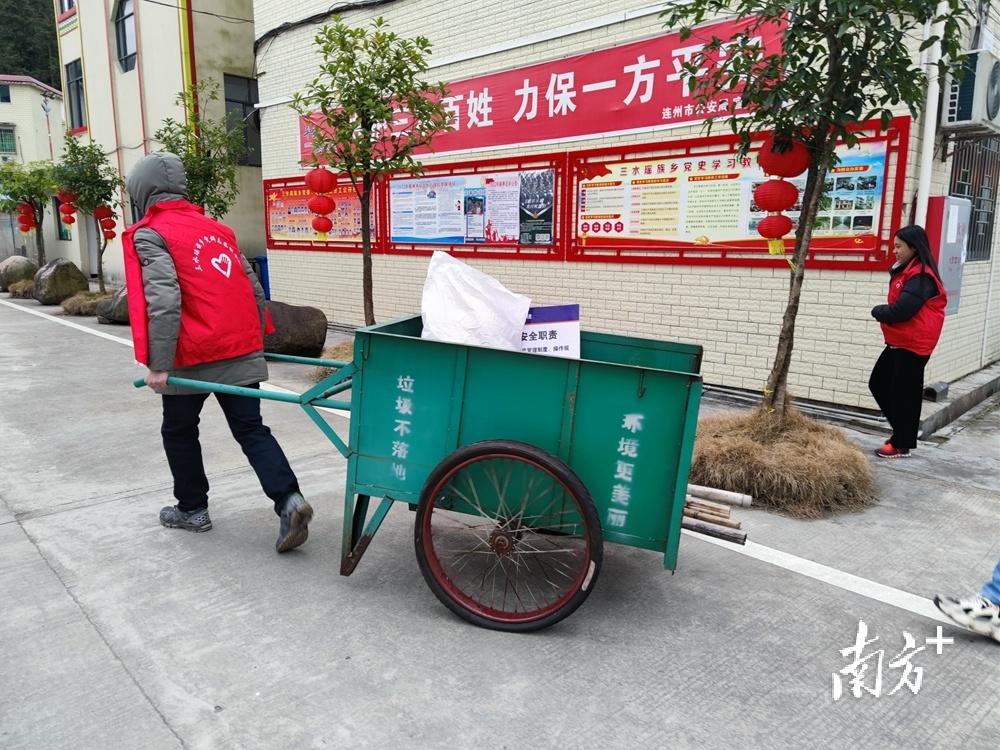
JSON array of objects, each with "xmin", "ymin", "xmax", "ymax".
[{"xmin": 1, "ymin": 295, "xmax": 998, "ymax": 749}]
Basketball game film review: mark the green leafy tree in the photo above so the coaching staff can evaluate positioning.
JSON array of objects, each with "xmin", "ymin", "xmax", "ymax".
[
  {"xmin": 54, "ymin": 137, "xmax": 125, "ymax": 293},
  {"xmin": 0, "ymin": 160, "xmax": 56, "ymax": 265},
  {"xmin": 154, "ymin": 80, "xmax": 245, "ymax": 219},
  {"xmin": 661, "ymin": 1, "xmax": 969, "ymax": 422},
  {"xmin": 0, "ymin": 0, "xmax": 59, "ymax": 88},
  {"xmin": 292, "ymin": 17, "xmax": 453, "ymax": 326}
]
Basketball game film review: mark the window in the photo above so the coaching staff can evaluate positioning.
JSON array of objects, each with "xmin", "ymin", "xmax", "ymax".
[
  {"xmin": 53, "ymin": 198, "xmax": 72, "ymax": 241},
  {"xmin": 224, "ymin": 74, "xmax": 261, "ymax": 167},
  {"xmin": 0, "ymin": 126, "xmax": 15, "ymax": 154},
  {"xmin": 950, "ymin": 136, "xmax": 1000, "ymax": 261},
  {"xmin": 65, "ymin": 59, "xmax": 86, "ymax": 130},
  {"xmin": 59, "ymin": 0, "xmax": 76, "ymax": 13},
  {"xmin": 0, "ymin": 85, "xmax": 10, "ymax": 103},
  {"xmin": 114, "ymin": 0, "xmax": 136, "ymax": 72}
]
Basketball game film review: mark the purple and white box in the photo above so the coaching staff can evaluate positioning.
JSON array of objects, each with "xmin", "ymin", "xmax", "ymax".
[{"xmin": 520, "ymin": 304, "xmax": 581, "ymax": 359}]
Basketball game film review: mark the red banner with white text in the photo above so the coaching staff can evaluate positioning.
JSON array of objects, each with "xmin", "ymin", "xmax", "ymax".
[{"xmin": 299, "ymin": 16, "xmax": 784, "ymax": 162}]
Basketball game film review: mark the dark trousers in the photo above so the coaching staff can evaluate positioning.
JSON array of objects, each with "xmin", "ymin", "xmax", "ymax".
[
  {"xmin": 161, "ymin": 384, "xmax": 299, "ymax": 514},
  {"xmin": 868, "ymin": 346, "xmax": 930, "ymax": 450}
]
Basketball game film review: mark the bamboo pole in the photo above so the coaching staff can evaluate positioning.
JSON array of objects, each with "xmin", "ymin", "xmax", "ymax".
[
  {"xmin": 683, "ymin": 508, "xmax": 741, "ymax": 530},
  {"xmin": 682, "ymin": 519, "xmax": 747, "ymax": 545},
  {"xmin": 684, "ymin": 495, "xmax": 732, "ymax": 517},
  {"xmin": 687, "ymin": 484, "xmax": 753, "ymax": 508},
  {"xmin": 684, "ymin": 502, "xmax": 732, "ymax": 522}
]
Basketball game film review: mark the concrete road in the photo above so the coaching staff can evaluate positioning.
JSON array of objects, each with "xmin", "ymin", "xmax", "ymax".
[{"xmin": 1, "ymin": 297, "xmax": 997, "ymax": 750}]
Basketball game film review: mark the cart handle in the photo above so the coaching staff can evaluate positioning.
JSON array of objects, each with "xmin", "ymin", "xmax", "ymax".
[{"xmin": 132, "ymin": 376, "xmax": 351, "ymax": 411}]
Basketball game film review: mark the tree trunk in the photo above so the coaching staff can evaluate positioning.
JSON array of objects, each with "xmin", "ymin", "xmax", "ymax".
[
  {"xmin": 360, "ymin": 175, "xmax": 375, "ymax": 326},
  {"xmin": 95, "ymin": 216, "xmax": 106, "ymax": 293},
  {"xmin": 34, "ymin": 204, "xmax": 46, "ymax": 265},
  {"xmin": 761, "ymin": 142, "xmax": 833, "ymax": 423}
]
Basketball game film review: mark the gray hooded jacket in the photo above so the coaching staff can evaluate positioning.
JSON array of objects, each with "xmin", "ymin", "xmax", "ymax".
[{"xmin": 126, "ymin": 152, "xmax": 268, "ymax": 395}]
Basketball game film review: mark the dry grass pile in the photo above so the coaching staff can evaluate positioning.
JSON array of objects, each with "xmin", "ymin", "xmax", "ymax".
[
  {"xmin": 8, "ymin": 280, "xmax": 34, "ymax": 299},
  {"xmin": 311, "ymin": 340, "xmax": 355, "ymax": 383},
  {"xmin": 62, "ymin": 291, "xmax": 112, "ymax": 316},
  {"xmin": 690, "ymin": 406, "xmax": 874, "ymax": 518}
]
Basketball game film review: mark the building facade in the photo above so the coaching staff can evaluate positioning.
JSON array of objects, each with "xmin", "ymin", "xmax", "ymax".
[
  {"xmin": 52, "ymin": 0, "xmax": 263, "ymax": 284},
  {"xmin": 0, "ymin": 73, "xmax": 85, "ymax": 264},
  {"xmin": 252, "ymin": 0, "xmax": 1000, "ymax": 410}
]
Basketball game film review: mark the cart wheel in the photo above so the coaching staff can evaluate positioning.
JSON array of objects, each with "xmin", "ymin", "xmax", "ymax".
[{"xmin": 414, "ymin": 440, "xmax": 603, "ymax": 632}]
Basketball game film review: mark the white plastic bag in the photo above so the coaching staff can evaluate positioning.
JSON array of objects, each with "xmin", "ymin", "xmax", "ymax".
[{"xmin": 421, "ymin": 251, "xmax": 531, "ymax": 351}]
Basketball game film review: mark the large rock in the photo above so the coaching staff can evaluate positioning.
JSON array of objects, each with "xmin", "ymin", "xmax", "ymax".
[
  {"xmin": 96, "ymin": 287, "xmax": 130, "ymax": 325},
  {"xmin": 33, "ymin": 258, "xmax": 89, "ymax": 305},
  {"xmin": 0, "ymin": 256, "xmax": 38, "ymax": 292},
  {"xmin": 264, "ymin": 301, "xmax": 328, "ymax": 357}
]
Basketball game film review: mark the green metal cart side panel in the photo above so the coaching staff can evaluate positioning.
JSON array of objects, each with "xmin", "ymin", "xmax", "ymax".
[
  {"xmin": 580, "ymin": 331, "xmax": 702, "ymax": 375},
  {"xmin": 350, "ymin": 329, "xmax": 463, "ymax": 502},
  {"xmin": 459, "ymin": 348, "xmax": 578, "ymax": 462},
  {"xmin": 663, "ymin": 379, "xmax": 703, "ymax": 569},
  {"xmin": 568, "ymin": 363, "xmax": 695, "ymax": 554}
]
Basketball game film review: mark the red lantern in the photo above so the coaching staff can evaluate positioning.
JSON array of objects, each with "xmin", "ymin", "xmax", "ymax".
[
  {"xmin": 758, "ymin": 214, "xmax": 793, "ymax": 238},
  {"xmin": 56, "ymin": 191, "xmax": 77, "ymax": 204},
  {"xmin": 59, "ymin": 203, "xmax": 77, "ymax": 215},
  {"xmin": 94, "ymin": 205, "xmax": 113, "ymax": 220},
  {"xmin": 311, "ymin": 216, "xmax": 333, "ymax": 234},
  {"xmin": 753, "ymin": 179, "xmax": 799, "ymax": 212},
  {"xmin": 304, "ymin": 167, "xmax": 336, "ymax": 194},
  {"xmin": 758, "ymin": 214, "xmax": 794, "ymax": 254},
  {"xmin": 757, "ymin": 136, "xmax": 810, "ymax": 177},
  {"xmin": 17, "ymin": 220, "xmax": 32, "ymax": 233},
  {"xmin": 307, "ymin": 194, "xmax": 336, "ymax": 215},
  {"xmin": 100, "ymin": 217, "xmax": 117, "ymax": 230},
  {"xmin": 61, "ymin": 214, "xmax": 76, "ymax": 225},
  {"xmin": 17, "ymin": 202, "xmax": 33, "ymax": 216},
  {"xmin": 103, "ymin": 230, "xmax": 117, "ymax": 240}
]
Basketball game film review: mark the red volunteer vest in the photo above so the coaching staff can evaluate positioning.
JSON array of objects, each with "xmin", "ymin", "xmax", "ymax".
[
  {"xmin": 123, "ymin": 200, "xmax": 267, "ymax": 368},
  {"xmin": 880, "ymin": 259, "xmax": 947, "ymax": 357}
]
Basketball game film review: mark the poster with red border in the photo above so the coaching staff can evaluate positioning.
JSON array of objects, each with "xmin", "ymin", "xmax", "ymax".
[
  {"xmin": 265, "ymin": 184, "xmax": 364, "ymax": 244},
  {"xmin": 576, "ymin": 141, "xmax": 887, "ymax": 249}
]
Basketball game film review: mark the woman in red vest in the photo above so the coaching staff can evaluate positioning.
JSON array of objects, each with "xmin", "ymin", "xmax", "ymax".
[{"xmin": 868, "ymin": 225, "xmax": 947, "ymax": 458}]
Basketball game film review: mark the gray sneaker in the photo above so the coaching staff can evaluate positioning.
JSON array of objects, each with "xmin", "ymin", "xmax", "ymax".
[
  {"xmin": 276, "ymin": 493, "xmax": 313, "ymax": 552},
  {"xmin": 160, "ymin": 505, "xmax": 212, "ymax": 533}
]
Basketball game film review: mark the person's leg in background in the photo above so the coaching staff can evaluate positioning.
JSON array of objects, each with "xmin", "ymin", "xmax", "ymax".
[
  {"xmin": 934, "ymin": 559, "xmax": 1000, "ymax": 642},
  {"xmin": 868, "ymin": 346, "xmax": 895, "ymax": 422},
  {"xmin": 887, "ymin": 348, "xmax": 930, "ymax": 451},
  {"xmin": 981, "ymin": 558, "xmax": 1000, "ymax": 606},
  {"xmin": 215, "ymin": 386, "xmax": 312, "ymax": 552},
  {"xmin": 159, "ymin": 392, "xmax": 213, "ymax": 532},
  {"xmin": 871, "ymin": 347, "xmax": 912, "ymax": 457}
]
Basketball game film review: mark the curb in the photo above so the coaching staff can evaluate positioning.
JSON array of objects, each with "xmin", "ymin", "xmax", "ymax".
[{"xmin": 919, "ymin": 371, "xmax": 1000, "ymax": 439}]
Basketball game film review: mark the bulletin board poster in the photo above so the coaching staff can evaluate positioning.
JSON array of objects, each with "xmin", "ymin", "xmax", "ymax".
[
  {"xmin": 576, "ymin": 141, "xmax": 887, "ymax": 248},
  {"xmin": 390, "ymin": 169, "xmax": 555, "ymax": 245},
  {"xmin": 265, "ymin": 184, "xmax": 364, "ymax": 243}
]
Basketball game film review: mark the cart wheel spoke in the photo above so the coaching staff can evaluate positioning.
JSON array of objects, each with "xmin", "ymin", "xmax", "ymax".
[{"xmin": 415, "ymin": 440, "xmax": 603, "ymax": 632}]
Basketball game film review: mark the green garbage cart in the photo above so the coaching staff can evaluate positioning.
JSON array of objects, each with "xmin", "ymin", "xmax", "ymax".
[{"xmin": 136, "ymin": 314, "xmax": 703, "ymax": 632}]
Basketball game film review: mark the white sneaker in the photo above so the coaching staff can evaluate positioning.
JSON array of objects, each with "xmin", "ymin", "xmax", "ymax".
[{"xmin": 934, "ymin": 595, "xmax": 1000, "ymax": 642}]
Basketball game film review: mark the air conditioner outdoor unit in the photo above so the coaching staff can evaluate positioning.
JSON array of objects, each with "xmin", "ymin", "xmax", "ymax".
[{"xmin": 941, "ymin": 51, "xmax": 1000, "ymax": 133}]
